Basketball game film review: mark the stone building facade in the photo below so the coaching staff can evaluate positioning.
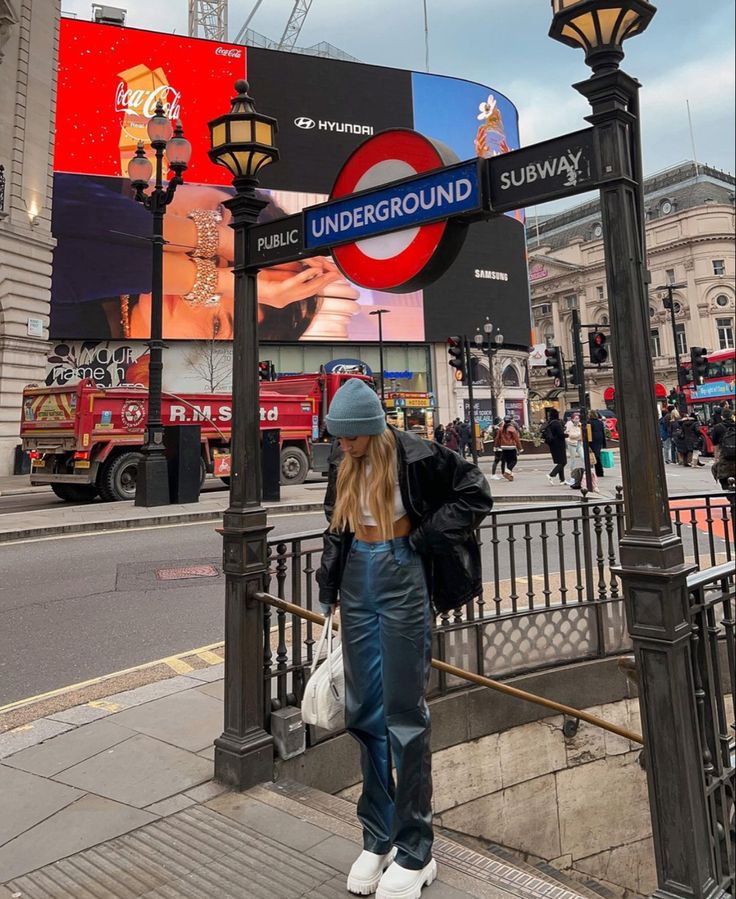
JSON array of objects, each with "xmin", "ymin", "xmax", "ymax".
[
  {"xmin": 0, "ymin": 0, "xmax": 60, "ymax": 474},
  {"xmin": 527, "ymin": 162, "xmax": 735, "ymax": 418}
]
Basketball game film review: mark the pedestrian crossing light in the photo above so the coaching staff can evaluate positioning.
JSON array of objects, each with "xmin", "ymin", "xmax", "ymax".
[
  {"xmin": 545, "ymin": 345, "xmax": 563, "ymax": 380},
  {"xmin": 689, "ymin": 347, "xmax": 708, "ymax": 384},
  {"xmin": 447, "ymin": 337, "xmax": 466, "ymax": 381},
  {"xmin": 588, "ymin": 331, "xmax": 608, "ymax": 365}
]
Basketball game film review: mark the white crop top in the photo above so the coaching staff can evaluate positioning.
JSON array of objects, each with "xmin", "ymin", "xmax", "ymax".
[{"xmin": 359, "ymin": 463, "xmax": 407, "ymax": 526}]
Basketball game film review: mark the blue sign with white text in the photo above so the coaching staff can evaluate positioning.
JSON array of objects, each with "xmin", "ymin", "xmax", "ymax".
[
  {"xmin": 692, "ymin": 380, "xmax": 734, "ymax": 400},
  {"xmin": 304, "ymin": 161, "xmax": 481, "ymax": 250}
]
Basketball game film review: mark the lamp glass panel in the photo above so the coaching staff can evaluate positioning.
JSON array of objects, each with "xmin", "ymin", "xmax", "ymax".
[
  {"xmin": 128, "ymin": 154, "xmax": 152, "ymax": 183},
  {"xmin": 614, "ymin": 8, "xmax": 638, "ymax": 41},
  {"xmin": 561, "ymin": 22, "xmax": 589, "ymax": 49},
  {"xmin": 573, "ymin": 11, "xmax": 598, "ymax": 45},
  {"xmin": 250, "ymin": 151, "xmax": 272, "ymax": 174},
  {"xmin": 213, "ymin": 150, "xmax": 240, "ymax": 177},
  {"xmin": 147, "ymin": 115, "xmax": 173, "ymax": 143},
  {"xmin": 255, "ymin": 121, "xmax": 274, "ymax": 147},
  {"xmin": 166, "ymin": 136, "xmax": 192, "ymax": 165},
  {"xmin": 231, "ymin": 119, "xmax": 255, "ymax": 143},
  {"xmin": 233, "ymin": 150, "xmax": 251, "ymax": 176},
  {"xmin": 597, "ymin": 8, "xmax": 625, "ymax": 44},
  {"xmin": 211, "ymin": 122, "xmax": 227, "ymax": 150}
]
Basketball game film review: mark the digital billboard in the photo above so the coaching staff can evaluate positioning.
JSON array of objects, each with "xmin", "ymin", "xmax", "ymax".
[{"xmin": 51, "ymin": 19, "xmax": 531, "ymax": 347}]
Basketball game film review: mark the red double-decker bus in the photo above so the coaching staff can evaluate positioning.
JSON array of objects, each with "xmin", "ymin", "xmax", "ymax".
[{"xmin": 679, "ymin": 349, "xmax": 735, "ymax": 420}]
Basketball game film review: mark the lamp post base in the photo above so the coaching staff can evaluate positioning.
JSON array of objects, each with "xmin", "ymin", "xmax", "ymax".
[
  {"xmin": 214, "ymin": 729, "xmax": 273, "ymax": 789},
  {"xmin": 134, "ymin": 451, "xmax": 170, "ymax": 507}
]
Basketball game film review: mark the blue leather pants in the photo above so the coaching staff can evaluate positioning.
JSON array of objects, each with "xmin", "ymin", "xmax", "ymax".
[{"xmin": 340, "ymin": 537, "xmax": 433, "ymax": 871}]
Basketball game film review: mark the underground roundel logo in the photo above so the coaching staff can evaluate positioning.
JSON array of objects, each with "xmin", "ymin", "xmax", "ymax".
[
  {"xmin": 121, "ymin": 399, "xmax": 145, "ymax": 431},
  {"xmin": 329, "ymin": 129, "xmax": 469, "ymax": 293}
]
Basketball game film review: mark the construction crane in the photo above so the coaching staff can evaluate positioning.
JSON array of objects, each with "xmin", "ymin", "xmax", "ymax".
[
  {"xmin": 232, "ymin": 0, "xmax": 314, "ymax": 49},
  {"xmin": 188, "ymin": 0, "xmax": 228, "ymax": 41}
]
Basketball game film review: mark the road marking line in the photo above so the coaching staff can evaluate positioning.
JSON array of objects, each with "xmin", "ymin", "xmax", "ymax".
[
  {"xmin": 196, "ymin": 650, "xmax": 223, "ymax": 665},
  {"xmin": 88, "ymin": 700, "xmax": 122, "ymax": 712},
  {"xmin": 163, "ymin": 657, "xmax": 194, "ymax": 674},
  {"xmin": 0, "ymin": 640, "xmax": 225, "ymax": 714}
]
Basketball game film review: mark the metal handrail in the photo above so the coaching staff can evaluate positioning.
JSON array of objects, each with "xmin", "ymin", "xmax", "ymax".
[{"xmin": 253, "ymin": 590, "xmax": 644, "ymax": 745}]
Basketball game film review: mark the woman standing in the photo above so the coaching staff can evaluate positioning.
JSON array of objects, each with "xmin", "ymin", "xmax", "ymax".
[
  {"xmin": 544, "ymin": 409, "xmax": 567, "ymax": 484},
  {"xmin": 493, "ymin": 415, "xmax": 523, "ymax": 481},
  {"xmin": 317, "ymin": 379, "xmax": 492, "ymax": 899},
  {"xmin": 565, "ymin": 413, "xmax": 584, "ymax": 489},
  {"xmin": 588, "ymin": 411, "xmax": 607, "ymax": 478}
]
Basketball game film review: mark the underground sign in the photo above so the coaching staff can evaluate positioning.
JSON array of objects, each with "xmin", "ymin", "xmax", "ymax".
[{"xmin": 306, "ymin": 129, "xmax": 482, "ymax": 293}]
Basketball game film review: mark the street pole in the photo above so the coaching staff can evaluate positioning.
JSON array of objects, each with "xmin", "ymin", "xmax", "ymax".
[
  {"xmin": 128, "ymin": 110, "xmax": 191, "ymax": 508},
  {"xmin": 208, "ymin": 81, "xmax": 279, "ymax": 789},
  {"xmin": 575, "ymin": 68, "xmax": 719, "ymax": 897},
  {"xmin": 571, "ymin": 310, "xmax": 593, "ymax": 493},
  {"xmin": 487, "ymin": 342, "xmax": 495, "ymax": 421},
  {"xmin": 369, "ymin": 308, "xmax": 389, "ymax": 406},
  {"xmin": 658, "ymin": 283, "xmax": 688, "ymax": 414},
  {"xmin": 463, "ymin": 336, "xmax": 479, "ymax": 465}
]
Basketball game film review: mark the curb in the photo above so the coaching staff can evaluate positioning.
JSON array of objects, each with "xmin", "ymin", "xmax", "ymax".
[
  {"xmin": 0, "ymin": 485, "xmax": 51, "ymax": 497},
  {"xmin": 0, "ymin": 500, "xmax": 326, "ymax": 544}
]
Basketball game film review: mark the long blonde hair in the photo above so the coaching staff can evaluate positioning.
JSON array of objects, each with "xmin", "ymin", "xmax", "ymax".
[{"xmin": 331, "ymin": 429, "xmax": 397, "ymax": 540}]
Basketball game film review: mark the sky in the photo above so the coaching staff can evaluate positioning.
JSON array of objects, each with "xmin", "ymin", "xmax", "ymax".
[{"xmin": 62, "ymin": 0, "xmax": 735, "ymax": 210}]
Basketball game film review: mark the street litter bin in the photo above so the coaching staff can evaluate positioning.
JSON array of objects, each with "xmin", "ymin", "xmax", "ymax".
[
  {"xmin": 164, "ymin": 425, "xmax": 202, "ymax": 504},
  {"xmin": 262, "ymin": 428, "xmax": 281, "ymax": 503}
]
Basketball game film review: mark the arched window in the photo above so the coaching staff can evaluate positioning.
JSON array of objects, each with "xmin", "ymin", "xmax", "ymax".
[
  {"xmin": 502, "ymin": 365, "xmax": 520, "ymax": 387},
  {"xmin": 543, "ymin": 327, "xmax": 554, "ymax": 348},
  {"xmin": 600, "ymin": 314, "xmax": 609, "ymax": 326}
]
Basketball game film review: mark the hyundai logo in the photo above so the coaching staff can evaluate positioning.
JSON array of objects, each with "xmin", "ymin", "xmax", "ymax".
[{"xmin": 294, "ymin": 116, "xmax": 316, "ymax": 130}]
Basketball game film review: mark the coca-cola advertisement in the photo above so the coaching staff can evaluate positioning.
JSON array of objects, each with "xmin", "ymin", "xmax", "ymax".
[{"xmin": 51, "ymin": 19, "xmax": 531, "ymax": 348}]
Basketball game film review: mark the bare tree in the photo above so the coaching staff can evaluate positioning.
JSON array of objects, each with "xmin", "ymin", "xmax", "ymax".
[{"xmin": 185, "ymin": 322, "xmax": 232, "ymax": 393}]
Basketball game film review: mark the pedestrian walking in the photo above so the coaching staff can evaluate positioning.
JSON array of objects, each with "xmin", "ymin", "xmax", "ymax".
[
  {"xmin": 443, "ymin": 422, "xmax": 459, "ymax": 453},
  {"xmin": 543, "ymin": 409, "xmax": 567, "ymax": 484},
  {"xmin": 588, "ymin": 410, "xmax": 607, "ymax": 477},
  {"xmin": 458, "ymin": 420, "xmax": 471, "ymax": 459},
  {"xmin": 565, "ymin": 413, "xmax": 584, "ymax": 489},
  {"xmin": 667, "ymin": 408, "xmax": 681, "ymax": 462},
  {"xmin": 494, "ymin": 415, "xmax": 522, "ymax": 481},
  {"xmin": 489, "ymin": 418, "xmax": 506, "ymax": 479},
  {"xmin": 710, "ymin": 407, "xmax": 735, "ymax": 488},
  {"xmin": 433, "ymin": 423, "xmax": 445, "ymax": 445},
  {"xmin": 660, "ymin": 405, "xmax": 674, "ymax": 464},
  {"xmin": 316, "ymin": 378, "xmax": 492, "ymax": 899},
  {"xmin": 672, "ymin": 413, "xmax": 699, "ymax": 467}
]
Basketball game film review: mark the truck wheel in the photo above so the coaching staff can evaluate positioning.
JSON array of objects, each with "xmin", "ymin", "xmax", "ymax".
[
  {"xmin": 280, "ymin": 446, "xmax": 309, "ymax": 485},
  {"xmin": 99, "ymin": 452, "xmax": 143, "ymax": 502},
  {"xmin": 51, "ymin": 483, "xmax": 98, "ymax": 503}
]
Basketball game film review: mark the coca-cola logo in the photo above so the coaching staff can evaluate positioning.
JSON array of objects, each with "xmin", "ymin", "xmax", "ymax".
[
  {"xmin": 115, "ymin": 82, "xmax": 182, "ymax": 120},
  {"xmin": 215, "ymin": 46, "xmax": 242, "ymax": 58}
]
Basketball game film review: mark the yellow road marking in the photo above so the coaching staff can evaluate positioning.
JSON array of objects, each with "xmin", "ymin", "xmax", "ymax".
[
  {"xmin": 196, "ymin": 650, "xmax": 223, "ymax": 665},
  {"xmin": 163, "ymin": 657, "xmax": 194, "ymax": 674},
  {"xmin": 88, "ymin": 700, "xmax": 122, "ymax": 712},
  {"xmin": 0, "ymin": 640, "xmax": 225, "ymax": 715}
]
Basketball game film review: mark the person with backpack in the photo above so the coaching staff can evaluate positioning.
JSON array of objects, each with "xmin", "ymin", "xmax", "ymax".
[
  {"xmin": 543, "ymin": 409, "xmax": 567, "ymax": 484},
  {"xmin": 711, "ymin": 407, "xmax": 735, "ymax": 490},
  {"xmin": 316, "ymin": 378, "xmax": 492, "ymax": 898}
]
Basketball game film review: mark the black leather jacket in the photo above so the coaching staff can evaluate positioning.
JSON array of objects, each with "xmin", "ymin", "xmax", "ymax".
[{"xmin": 316, "ymin": 427, "xmax": 493, "ymax": 613}]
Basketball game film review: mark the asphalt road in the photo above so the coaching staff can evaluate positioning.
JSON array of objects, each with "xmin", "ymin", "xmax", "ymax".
[{"xmin": 0, "ymin": 510, "xmax": 325, "ymax": 707}]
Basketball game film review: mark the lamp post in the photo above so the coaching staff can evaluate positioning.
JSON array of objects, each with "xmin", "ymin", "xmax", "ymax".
[
  {"xmin": 475, "ymin": 319, "xmax": 503, "ymax": 421},
  {"xmin": 550, "ymin": 3, "xmax": 723, "ymax": 897},
  {"xmin": 128, "ymin": 104, "xmax": 191, "ymax": 507},
  {"xmin": 369, "ymin": 308, "xmax": 390, "ymax": 405},
  {"xmin": 208, "ymin": 80, "xmax": 279, "ymax": 788},
  {"xmin": 655, "ymin": 282, "xmax": 688, "ymax": 414}
]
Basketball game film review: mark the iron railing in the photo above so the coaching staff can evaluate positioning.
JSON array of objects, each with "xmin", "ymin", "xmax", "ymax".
[
  {"xmin": 685, "ymin": 562, "xmax": 735, "ymax": 894},
  {"xmin": 261, "ymin": 490, "xmax": 734, "ymax": 725}
]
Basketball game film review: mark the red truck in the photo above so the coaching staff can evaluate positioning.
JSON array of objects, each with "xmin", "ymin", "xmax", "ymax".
[{"xmin": 20, "ymin": 371, "xmax": 369, "ymax": 502}]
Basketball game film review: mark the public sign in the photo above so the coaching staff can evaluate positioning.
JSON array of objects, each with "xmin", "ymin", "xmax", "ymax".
[
  {"xmin": 324, "ymin": 129, "xmax": 481, "ymax": 293},
  {"xmin": 247, "ymin": 213, "xmax": 304, "ymax": 267},
  {"xmin": 487, "ymin": 128, "xmax": 598, "ymax": 212}
]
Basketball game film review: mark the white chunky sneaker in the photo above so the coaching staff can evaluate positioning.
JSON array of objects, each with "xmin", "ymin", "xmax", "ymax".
[
  {"xmin": 376, "ymin": 859, "xmax": 438, "ymax": 899},
  {"xmin": 347, "ymin": 848, "xmax": 397, "ymax": 895}
]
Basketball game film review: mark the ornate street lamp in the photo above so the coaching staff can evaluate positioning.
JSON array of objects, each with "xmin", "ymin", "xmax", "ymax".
[
  {"xmin": 369, "ymin": 308, "xmax": 390, "ymax": 407},
  {"xmin": 551, "ymin": 4, "xmax": 728, "ymax": 897},
  {"xmin": 475, "ymin": 319, "xmax": 503, "ymax": 421},
  {"xmin": 129, "ymin": 104, "xmax": 191, "ymax": 507},
  {"xmin": 549, "ymin": 0, "xmax": 655, "ymax": 73},
  {"xmin": 208, "ymin": 80, "xmax": 279, "ymax": 788}
]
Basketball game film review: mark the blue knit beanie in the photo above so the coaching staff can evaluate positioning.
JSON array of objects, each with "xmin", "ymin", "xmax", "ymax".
[{"xmin": 325, "ymin": 378, "xmax": 386, "ymax": 436}]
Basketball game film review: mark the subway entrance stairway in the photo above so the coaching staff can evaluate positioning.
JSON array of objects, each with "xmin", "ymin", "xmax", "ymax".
[{"xmin": 4, "ymin": 780, "xmax": 612, "ymax": 899}]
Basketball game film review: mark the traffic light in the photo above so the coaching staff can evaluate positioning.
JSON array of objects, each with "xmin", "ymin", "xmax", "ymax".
[
  {"xmin": 258, "ymin": 360, "xmax": 276, "ymax": 381},
  {"xmin": 568, "ymin": 363, "xmax": 580, "ymax": 386},
  {"xmin": 588, "ymin": 331, "xmax": 608, "ymax": 365},
  {"xmin": 447, "ymin": 337, "xmax": 465, "ymax": 381},
  {"xmin": 545, "ymin": 346, "xmax": 563, "ymax": 380},
  {"xmin": 679, "ymin": 365, "xmax": 692, "ymax": 385},
  {"xmin": 690, "ymin": 347, "xmax": 708, "ymax": 383}
]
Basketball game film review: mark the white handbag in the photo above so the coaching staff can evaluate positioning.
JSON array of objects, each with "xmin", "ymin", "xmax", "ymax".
[{"xmin": 301, "ymin": 612, "xmax": 345, "ymax": 732}]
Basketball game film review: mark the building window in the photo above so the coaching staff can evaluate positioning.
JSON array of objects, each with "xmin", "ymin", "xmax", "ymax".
[
  {"xmin": 565, "ymin": 294, "xmax": 577, "ymax": 310},
  {"xmin": 665, "ymin": 268, "xmax": 676, "ymax": 285},
  {"xmin": 649, "ymin": 305, "xmax": 656, "ymax": 318},
  {"xmin": 544, "ymin": 328, "xmax": 555, "ymax": 348},
  {"xmin": 502, "ymin": 365, "xmax": 520, "ymax": 387},
  {"xmin": 596, "ymin": 285, "xmax": 604, "ymax": 301},
  {"xmin": 715, "ymin": 294, "xmax": 730, "ymax": 307},
  {"xmin": 600, "ymin": 314, "xmax": 609, "ymax": 326},
  {"xmin": 675, "ymin": 323, "xmax": 687, "ymax": 356},
  {"xmin": 650, "ymin": 329, "xmax": 661, "ymax": 357},
  {"xmin": 538, "ymin": 303, "xmax": 551, "ymax": 314},
  {"xmin": 716, "ymin": 318, "xmax": 734, "ymax": 350},
  {"xmin": 713, "ymin": 259, "xmax": 725, "ymax": 276}
]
